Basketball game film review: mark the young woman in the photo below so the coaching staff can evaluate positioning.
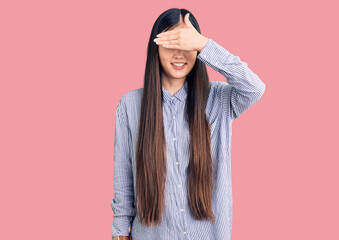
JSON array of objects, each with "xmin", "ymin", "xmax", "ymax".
[{"xmin": 111, "ymin": 8, "xmax": 266, "ymax": 240}]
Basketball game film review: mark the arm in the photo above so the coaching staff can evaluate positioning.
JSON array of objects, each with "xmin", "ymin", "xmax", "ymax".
[
  {"xmin": 111, "ymin": 98, "xmax": 136, "ymax": 238},
  {"xmin": 197, "ymin": 39, "xmax": 266, "ymax": 120}
]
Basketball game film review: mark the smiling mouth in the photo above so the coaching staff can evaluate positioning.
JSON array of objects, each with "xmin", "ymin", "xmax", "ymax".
[
  {"xmin": 171, "ymin": 63, "xmax": 186, "ymax": 70},
  {"xmin": 171, "ymin": 63, "xmax": 186, "ymax": 66}
]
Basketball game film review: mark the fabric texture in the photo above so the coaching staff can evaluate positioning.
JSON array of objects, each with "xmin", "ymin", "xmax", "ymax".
[{"xmin": 111, "ymin": 39, "xmax": 266, "ymax": 240}]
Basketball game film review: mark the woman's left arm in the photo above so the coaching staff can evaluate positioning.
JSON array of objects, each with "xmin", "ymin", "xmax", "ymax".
[{"xmin": 197, "ymin": 39, "xmax": 266, "ymax": 120}]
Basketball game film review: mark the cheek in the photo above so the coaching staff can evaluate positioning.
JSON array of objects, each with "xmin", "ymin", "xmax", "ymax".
[
  {"xmin": 188, "ymin": 52, "xmax": 197, "ymax": 59},
  {"xmin": 187, "ymin": 54, "xmax": 197, "ymax": 65},
  {"xmin": 158, "ymin": 48, "xmax": 169, "ymax": 62}
]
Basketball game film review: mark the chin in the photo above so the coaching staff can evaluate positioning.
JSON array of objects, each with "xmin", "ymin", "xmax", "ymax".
[{"xmin": 172, "ymin": 73, "xmax": 187, "ymax": 78}]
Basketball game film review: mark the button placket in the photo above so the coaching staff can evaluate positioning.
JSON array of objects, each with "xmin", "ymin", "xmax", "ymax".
[
  {"xmin": 171, "ymin": 98, "xmax": 178, "ymax": 150},
  {"xmin": 168, "ymin": 96, "xmax": 188, "ymax": 237},
  {"xmin": 169, "ymin": 98, "xmax": 177, "ymax": 143}
]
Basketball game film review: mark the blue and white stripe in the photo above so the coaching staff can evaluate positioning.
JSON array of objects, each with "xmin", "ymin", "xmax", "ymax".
[{"xmin": 111, "ymin": 39, "xmax": 266, "ymax": 240}]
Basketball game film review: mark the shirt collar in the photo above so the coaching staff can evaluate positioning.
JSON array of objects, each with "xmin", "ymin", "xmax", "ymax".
[{"xmin": 162, "ymin": 80, "xmax": 188, "ymax": 103}]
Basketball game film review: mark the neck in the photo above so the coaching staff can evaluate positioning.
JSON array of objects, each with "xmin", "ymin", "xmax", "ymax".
[{"xmin": 162, "ymin": 79, "xmax": 186, "ymax": 95}]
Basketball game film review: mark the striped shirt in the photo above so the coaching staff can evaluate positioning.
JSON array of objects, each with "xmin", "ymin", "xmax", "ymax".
[{"xmin": 111, "ymin": 39, "xmax": 266, "ymax": 240}]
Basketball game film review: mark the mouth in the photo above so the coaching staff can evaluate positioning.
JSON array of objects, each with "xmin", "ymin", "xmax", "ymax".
[{"xmin": 171, "ymin": 62, "xmax": 186, "ymax": 70}]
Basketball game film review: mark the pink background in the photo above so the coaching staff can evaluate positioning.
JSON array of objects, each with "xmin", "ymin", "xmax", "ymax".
[{"xmin": 1, "ymin": 1, "xmax": 338, "ymax": 239}]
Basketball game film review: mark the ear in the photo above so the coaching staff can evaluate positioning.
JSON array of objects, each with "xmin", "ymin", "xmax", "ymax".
[{"xmin": 184, "ymin": 13, "xmax": 194, "ymax": 28}]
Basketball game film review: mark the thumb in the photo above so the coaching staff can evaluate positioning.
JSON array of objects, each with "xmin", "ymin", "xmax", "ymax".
[{"xmin": 184, "ymin": 13, "xmax": 194, "ymax": 28}]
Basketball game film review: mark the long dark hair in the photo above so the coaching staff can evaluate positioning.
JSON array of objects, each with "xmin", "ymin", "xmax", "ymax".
[{"xmin": 136, "ymin": 8, "xmax": 216, "ymax": 227}]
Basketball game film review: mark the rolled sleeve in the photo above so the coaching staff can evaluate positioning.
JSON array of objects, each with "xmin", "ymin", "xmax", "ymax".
[
  {"xmin": 111, "ymin": 98, "xmax": 136, "ymax": 237},
  {"xmin": 197, "ymin": 39, "xmax": 266, "ymax": 120}
]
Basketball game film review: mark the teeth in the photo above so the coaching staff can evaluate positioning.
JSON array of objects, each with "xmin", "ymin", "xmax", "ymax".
[{"xmin": 172, "ymin": 63, "xmax": 185, "ymax": 66}]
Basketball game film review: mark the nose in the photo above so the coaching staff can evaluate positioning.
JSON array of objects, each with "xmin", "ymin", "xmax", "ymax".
[{"xmin": 173, "ymin": 53, "xmax": 185, "ymax": 59}]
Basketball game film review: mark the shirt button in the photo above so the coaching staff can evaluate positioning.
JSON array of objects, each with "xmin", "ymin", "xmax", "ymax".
[
  {"xmin": 173, "ymin": 116, "xmax": 176, "ymax": 119},
  {"xmin": 173, "ymin": 137, "xmax": 176, "ymax": 140},
  {"xmin": 178, "ymin": 184, "xmax": 182, "ymax": 188},
  {"xmin": 183, "ymin": 232, "xmax": 187, "ymax": 234},
  {"xmin": 180, "ymin": 209, "xmax": 184, "ymax": 212},
  {"xmin": 176, "ymin": 161, "xmax": 179, "ymax": 165},
  {"xmin": 171, "ymin": 97, "xmax": 175, "ymax": 100}
]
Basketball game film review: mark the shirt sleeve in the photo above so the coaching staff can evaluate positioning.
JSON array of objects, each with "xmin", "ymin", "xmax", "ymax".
[
  {"xmin": 197, "ymin": 39, "xmax": 266, "ymax": 120},
  {"xmin": 111, "ymin": 98, "xmax": 136, "ymax": 237}
]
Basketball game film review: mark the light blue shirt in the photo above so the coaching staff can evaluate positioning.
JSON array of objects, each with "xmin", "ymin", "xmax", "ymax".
[{"xmin": 111, "ymin": 39, "xmax": 266, "ymax": 240}]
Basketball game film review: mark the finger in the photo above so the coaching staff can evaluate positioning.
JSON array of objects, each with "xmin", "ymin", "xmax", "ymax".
[
  {"xmin": 161, "ymin": 44, "xmax": 180, "ymax": 49},
  {"xmin": 156, "ymin": 29, "xmax": 180, "ymax": 38},
  {"xmin": 184, "ymin": 13, "xmax": 194, "ymax": 28},
  {"xmin": 155, "ymin": 34, "xmax": 179, "ymax": 42},
  {"xmin": 155, "ymin": 39, "xmax": 180, "ymax": 46}
]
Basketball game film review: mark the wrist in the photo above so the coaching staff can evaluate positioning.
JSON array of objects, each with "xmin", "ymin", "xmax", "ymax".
[{"xmin": 197, "ymin": 36, "xmax": 209, "ymax": 52}]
